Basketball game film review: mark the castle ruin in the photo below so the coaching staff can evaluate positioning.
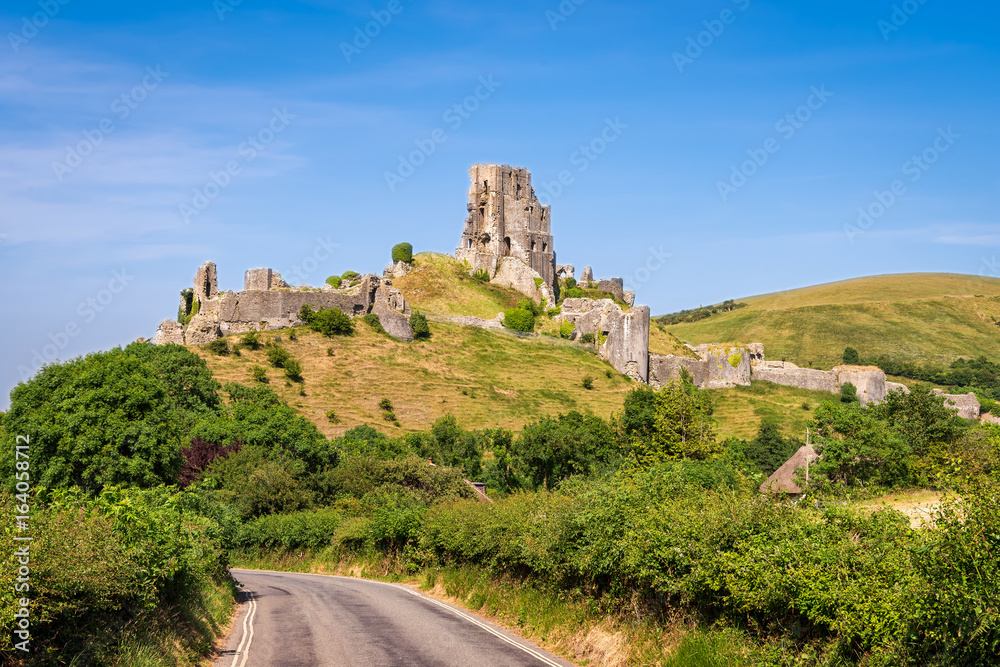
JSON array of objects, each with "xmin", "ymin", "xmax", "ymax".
[
  {"xmin": 456, "ymin": 164, "xmax": 557, "ymax": 299},
  {"xmin": 153, "ymin": 262, "xmax": 414, "ymax": 345}
]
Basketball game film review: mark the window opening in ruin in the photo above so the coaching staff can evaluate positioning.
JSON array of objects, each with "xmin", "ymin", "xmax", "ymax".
[
  {"xmin": 531, "ymin": 239, "xmax": 536, "ymax": 251},
  {"xmin": 479, "ymin": 206, "xmax": 485, "ymax": 219},
  {"xmin": 542, "ymin": 242, "xmax": 548, "ymax": 252},
  {"xmin": 503, "ymin": 236, "xmax": 511, "ymax": 256},
  {"xmin": 467, "ymin": 239, "xmax": 472, "ymax": 249}
]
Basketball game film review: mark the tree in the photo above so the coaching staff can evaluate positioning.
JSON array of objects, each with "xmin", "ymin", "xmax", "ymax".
[
  {"xmin": 813, "ymin": 400, "xmax": 913, "ymax": 486},
  {"xmin": 2, "ymin": 347, "xmax": 190, "ymax": 492},
  {"xmin": 843, "ymin": 347, "xmax": 860, "ymax": 365},
  {"xmin": 512, "ymin": 412, "xmax": 615, "ymax": 489},
  {"xmin": 391, "ymin": 243, "xmax": 413, "ymax": 264},
  {"xmin": 191, "ymin": 383, "xmax": 336, "ymax": 471},
  {"xmin": 637, "ymin": 380, "xmax": 719, "ymax": 462},
  {"xmin": 736, "ymin": 418, "xmax": 799, "ymax": 475}
]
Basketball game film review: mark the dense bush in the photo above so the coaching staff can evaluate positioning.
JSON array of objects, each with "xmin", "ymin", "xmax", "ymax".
[
  {"xmin": 503, "ymin": 307, "xmax": 535, "ymax": 332},
  {"xmin": 0, "ymin": 345, "xmax": 212, "ymax": 492},
  {"xmin": 513, "ymin": 412, "xmax": 616, "ymax": 490},
  {"xmin": 266, "ymin": 344, "xmax": 290, "ymax": 367},
  {"xmin": 0, "ymin": 486, "xmax": 229, "ymax": 661},
  {"xmin": 341, "ymin": 270, "xmax": 359, "ymax": 281},
  {"xmin": 234, "ymin": 509, "xmax": 342, "ymax": 551},
  {"xmin": 241, "ymin": 328, "xmax": 262, "ymax": 350},
  {"xmin": 284, "ymin": 359, "xmax": 304, "ymax": 381},
  {"xmin": 179, "ymin": 437, "xmax": 242, "ymax": 488},
  {"xmin": 410, "ymin": 311, "xmax": 431, "ymax": 339},
  {"xmin": 391, "ymin": 242, "xmax": 413, "ymax": 264},
  {"xmin": 325, "ymin": 275, "xmax": 342, "ymax": 288},
  {"xmin": 726, "ymin": 418, "xmax": 800, "ymax": 476},
  {"xmin": 840, "ymin": 381, "xmax": 859, "ymax": 403},
  {"xmin": 842, "ymin": 346, "xmax": 860, "ymax": 365},
  {"xmin": 301, "ymin": 304, "xmax": 354, "ymax": 336},
  {"xmin": 206, "ymin": 338, "xmax": 229, "ymax": 355}
]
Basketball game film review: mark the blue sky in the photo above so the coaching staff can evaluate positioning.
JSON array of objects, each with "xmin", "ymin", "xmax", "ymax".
[{"xmin": 1, "ymin": 0, "xmax": 998, "ymax": 407}]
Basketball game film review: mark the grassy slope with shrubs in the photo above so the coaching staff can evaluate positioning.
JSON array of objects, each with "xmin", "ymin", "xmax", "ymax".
[
  {"xmin": 665, "ymin": 273, "xmax": 1000, "ymax": 369},
  {"xmin": 195, "ymin": 322, "xmax": 637, "ymax": 436}
]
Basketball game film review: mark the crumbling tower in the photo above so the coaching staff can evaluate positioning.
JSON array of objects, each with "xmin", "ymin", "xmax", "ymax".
[{"xmin": 456, "ymin": 164, "xmax": 556, "ymax": 292}]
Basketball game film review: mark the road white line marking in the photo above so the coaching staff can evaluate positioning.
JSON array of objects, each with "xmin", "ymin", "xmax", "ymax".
[
  {"xmin": 230, "ymin": 591, "xmax": 257, "ymax": 667},
  {"xmin": 400, "ymin": 588, "xmax": 565, "ymax": 667},
  {"xmin": 229, "ymin": 569, "xmax": 567, "ymax": 666}
]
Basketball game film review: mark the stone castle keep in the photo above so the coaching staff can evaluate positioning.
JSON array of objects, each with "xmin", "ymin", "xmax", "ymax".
[
  {"xmin": 456, "ymin": 164, "xmax": 557, "ymax": 296},
  {"xmin": 151, "ymin": 162, "xmax": 981, "ymax": 420}
]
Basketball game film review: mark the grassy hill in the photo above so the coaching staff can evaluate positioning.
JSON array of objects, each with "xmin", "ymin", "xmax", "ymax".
[
  {"xmin": 663, "ymin": 273, "xmax": 1000, "ymax": 369},
  {"xmin": 195, "ymin": 323, "xmax": 635, "ymax": 438}
]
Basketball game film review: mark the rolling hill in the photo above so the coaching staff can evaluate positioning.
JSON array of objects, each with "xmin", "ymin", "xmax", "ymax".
[{"xmin": 663, "ymin": 273, "xmax": 1000, "ymax": 370}]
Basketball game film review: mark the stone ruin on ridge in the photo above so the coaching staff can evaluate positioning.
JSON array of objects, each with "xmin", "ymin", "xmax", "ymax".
[
  {"xmin": 455, "ymin": 164, "xmax": 650, "ymax": 381},
  {"xmin": 152, "ymin": 262, "xmax": 414, "ymax": 345}
]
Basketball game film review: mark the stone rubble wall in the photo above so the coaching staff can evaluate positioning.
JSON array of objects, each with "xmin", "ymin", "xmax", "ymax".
[
  {"xmin": 154, "ymin": 262, "xmax": 413, "ymax": 345},
  {"xmin": 649, "ymin": 344, "xmax": 752, "ymax": 390},
  {"xmin": 932, "ymin": 389, "xmax": 981, "ymax": 419}
]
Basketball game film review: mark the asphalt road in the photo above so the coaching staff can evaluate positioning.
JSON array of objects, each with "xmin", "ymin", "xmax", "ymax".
[{"xmin": 215, "ymin": 568, "xmax": 576, "ymax": 667}]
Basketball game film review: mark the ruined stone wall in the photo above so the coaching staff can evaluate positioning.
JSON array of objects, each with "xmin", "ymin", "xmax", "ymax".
[
  {"xmin": 559, "ymin": 298, "xmax": 649, "ymax": 382},
  {"xmin": 833, "ymin": 366, "xmax": 887, "ymax": 406},
  {"xmin": 606, "ymin": 305, "xmax": 649, "ymax": 382},
  {"xmin": 752, "ymin": 366, "xmax": 840, "ymax": 394},
  {"xmin": 456, "ymin": 164, "xmax": 556, "ymax": 293},
  {"xmin": 933, "ymin": 389, "xmax": 981, "ymax": 419},
  {"xmin": 649, "ymin": 354, "xmax": 708, "ymax": 388},
  {"xmin": 155, "ymin": 263, "xmax": 413, "ymax": 344},
  {"xmin": 648, "ymin": 345, "xmax": 752, "ymax": 389}
]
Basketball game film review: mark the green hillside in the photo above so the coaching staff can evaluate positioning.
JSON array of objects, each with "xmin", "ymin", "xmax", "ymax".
[{"xmin": 663, "ymin": 273, "xmax": 1000, "ymax": 369}]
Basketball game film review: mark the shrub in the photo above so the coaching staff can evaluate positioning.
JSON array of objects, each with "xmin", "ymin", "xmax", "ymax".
[
  {"xmin": 341, "ymin": 270, "xmax": 359, "ymax": 281},
  {"xmin": 582, "ymin": 376, "xmax": 594, "ymax": 390},
  {"xmin": 379, "ymin": 397, "xmax": 394, "ymax": 412},
  {"xmin": 383, "ymin": 411, "xmax": 397, "ymax": 422},
  {"xmin": 391, "ymin": 242, "xmax": 413, "ymax": 264},
  {"xmin": 284, "ymin": 359, "xmax": 304, "ymax": 382},
  {"xmin": 303, "ymin": 307, "xmax": 354, "ymax": 337},
  {"xmin": 563, "ymin": 286, "xmax": 586, "ymax": 299},
  {"xmin": 326, "ymin": 409, "xmax": 339, "ymax": 424},
  {"xmin": 564, "ymin": 277, "xmax": 577, "ymax": 289},
  {"xmin": 410, "ymin": 311, "xmax": 431, "ymax": 339},
  {"xmin": 234, "ymin": 509, "xmax": 342, "ymax": 552},
  {"xmin": 840, "ymin": 381, "xmax": 859, "ymax": 403},
  {"xmin": 240, "ymin": 328, "xmax": 261, "ymax": 350},
  {"xmin": 472, "ymin": 268, "xmax": 490, "ymax": 282},
  {"xmin": 503, "ymin": 308, "xmax": 535, "ymax": 332},
  {"xmin": 546, "ymin": 307, "xmax": 561, "ymax": 318},
  {"xmin": 288, "ymin": 331, "xmax": 297, "ymax": 341},
  {"xmin": 605, "ymin": 369, "xmax": 613, "ymax": 379},
  {"xmin": 843, "ymin": 346, "xmax": 860, "ymax": 365},
  {"xmin": 206, "ymin": 338, "xmax": 229, "ymax": 355},
  {"xmin": 581, "ymin": 333, "xmax": 595, "ymax": 344},
  {"xmin": 250, "ymin": 365, "xmax": 269, "ymax": 384},
  {"xmin": 362, "ymin": 312, "xmax": 386, "ymax": 334},
  {"xmin": 179, "ymin": 437, "xmax": 241, "ymax": 488},
  {"xmin": 326, "ymin": 275, "xmax": 342, "ymax": 288},
  {"xmin": 266, "ymin": 346, "xmax": 291, "ymax": 368},
  {"xmin": 559, "ymin": 321, "xmax": 575, "ymax": 340}
]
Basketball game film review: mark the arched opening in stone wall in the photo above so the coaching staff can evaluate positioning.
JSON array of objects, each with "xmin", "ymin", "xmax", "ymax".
[{"xmin": 503, "ymin": 236, "xmax": 511, "ymax": 257}]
